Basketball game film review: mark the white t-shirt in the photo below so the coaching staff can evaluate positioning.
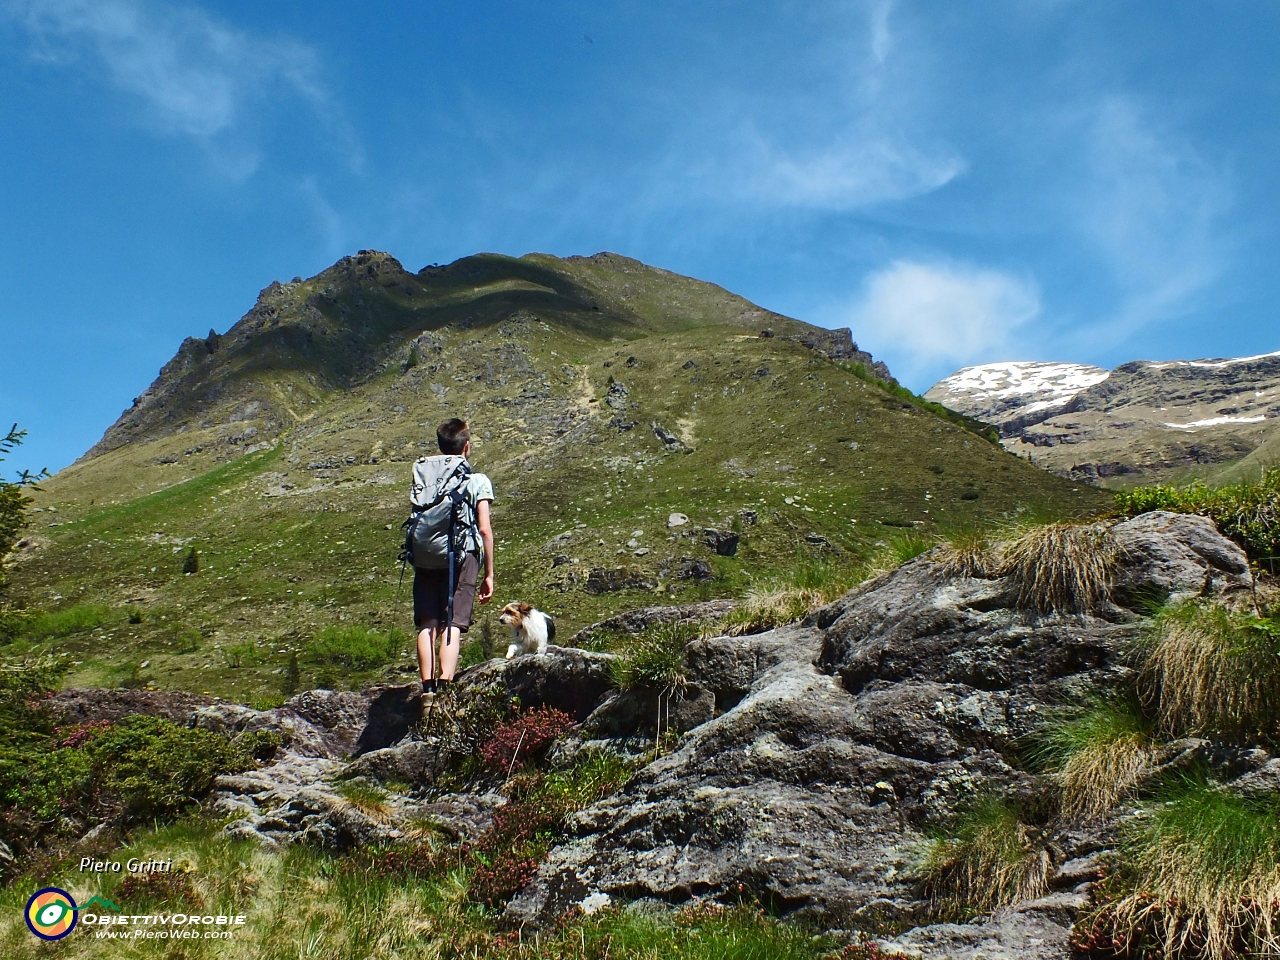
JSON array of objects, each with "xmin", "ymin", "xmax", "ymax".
[{"xmin": 461, "ymin": 470, "xmax": 493, "ymax": 557}]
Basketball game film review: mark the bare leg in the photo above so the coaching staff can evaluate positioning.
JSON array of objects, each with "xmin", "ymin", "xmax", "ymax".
[
  {"xmin": 416, "ymin": 620, "xmax": 439, "ymax": 683},
  {"xmin": 437, "ymin": 627, "xmax": 463, "ymax": 681}
]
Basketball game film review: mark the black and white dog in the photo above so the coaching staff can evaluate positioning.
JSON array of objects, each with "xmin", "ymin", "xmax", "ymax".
[{"xmin": 499, "ymin": 602, "xmax": 556, "ymax": 658}]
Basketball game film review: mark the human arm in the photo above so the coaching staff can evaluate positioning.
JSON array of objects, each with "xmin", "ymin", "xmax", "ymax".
[{"xmin": 476, "ymin": 497, "xmax": 494, "ymax": 603}]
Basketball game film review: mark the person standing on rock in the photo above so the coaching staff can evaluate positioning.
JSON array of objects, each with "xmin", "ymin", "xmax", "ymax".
[{"xmin": 409, "ymin": 418, "xmax": 494, "ymax": 706}]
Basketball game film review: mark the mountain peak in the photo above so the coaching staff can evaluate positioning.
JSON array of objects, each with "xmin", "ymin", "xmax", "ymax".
[{"xmin": 83, "ymin": 250, "xmax": 889, "ymax": 461}]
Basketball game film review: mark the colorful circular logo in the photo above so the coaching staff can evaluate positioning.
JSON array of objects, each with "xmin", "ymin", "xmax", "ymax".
[{"xmin": 26, "ymin": 887, "xmax": 78, "ymax": 940}]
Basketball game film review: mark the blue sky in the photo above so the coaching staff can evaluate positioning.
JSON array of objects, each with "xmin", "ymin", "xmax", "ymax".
[{"xmin": 2, "ymin": 0, "xmax": 1278, "ymax": 474}]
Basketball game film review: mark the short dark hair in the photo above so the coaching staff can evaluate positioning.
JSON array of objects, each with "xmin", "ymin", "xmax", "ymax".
[{"xmin": 437, "ymin": 418, "xmax": 470, "ymax": 454}]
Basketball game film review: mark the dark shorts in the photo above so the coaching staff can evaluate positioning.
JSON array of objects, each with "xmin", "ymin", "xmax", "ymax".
[{"xmin": 413, "ymin": 553, "xmax": 480, "ymax": 630}]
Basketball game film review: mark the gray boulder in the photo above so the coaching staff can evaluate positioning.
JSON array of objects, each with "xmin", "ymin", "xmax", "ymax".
[
  {"xmin": 1108, "ymin": 510, "xmax": 1252, "ymax": 605},
  {"xmin": 459, "ymin": 646, "xmax": 620, "ymax": 722}
]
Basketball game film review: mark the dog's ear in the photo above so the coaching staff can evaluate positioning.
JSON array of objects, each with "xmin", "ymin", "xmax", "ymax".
[{"xmin": 517, "ymin": 602, "xmax": 532, "ymax": 614}]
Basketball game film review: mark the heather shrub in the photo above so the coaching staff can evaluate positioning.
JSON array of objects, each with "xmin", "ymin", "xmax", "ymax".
[{"xmin": 479, "ymin": 706, "xmax": 575, "ymax": 774}]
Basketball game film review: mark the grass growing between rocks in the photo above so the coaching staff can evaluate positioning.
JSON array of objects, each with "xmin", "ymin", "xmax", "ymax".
[
  {"xmin": 1138, "ymin": 601, "xmax": 1280, "ymax": 745},
  {"xmin": 609, "ymin": 621, "xmax": 699, "ymax": 691},
  {"xmin": 917, "ymin": 796, "xmax": 1052, "ymax": 916},
  {"xmin": 1074, "ymin": 778, "xmax": 1280, "ymax": 960},
  {"xmin": 1029, "ymin": 697, "xmax": 1155, "ymax": 823}
]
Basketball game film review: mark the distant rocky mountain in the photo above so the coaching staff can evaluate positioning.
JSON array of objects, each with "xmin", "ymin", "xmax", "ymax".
[{"xmin": 926, "ymin": 352, "xmax": 1280, "ymax": 485}]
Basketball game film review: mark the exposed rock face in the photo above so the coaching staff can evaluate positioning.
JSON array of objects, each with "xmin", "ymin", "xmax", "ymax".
[
  {"xmin": 49, "ymin": 688, "xmax": 221, "ymax": 725},
  {"xmin": 59, "ymin": 515, "xmax": 1259, "ymax": 957},
  {"xmin": 926, "ymin": 352, "xmax": 1280, "ymax": 483},
  {"xmin": 501, "ymin": 513, "xmax": 1255, "ymax": 958}
]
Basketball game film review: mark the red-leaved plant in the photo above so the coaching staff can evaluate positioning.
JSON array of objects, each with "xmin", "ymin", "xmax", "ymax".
[{"xmin": 479, "ymin": 707, "xmax": 575, "ymax": 774}]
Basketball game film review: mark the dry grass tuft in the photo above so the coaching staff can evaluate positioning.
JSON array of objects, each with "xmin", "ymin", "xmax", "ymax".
[
  {"xmin": 919, "ymin": 798, "xmax": 1053, "ymax": 914},
  {"xmin": 334, "ymin": 778, "xmax": 392, "ymax": 820},
  {"xmin": 723, "ymin": 586, "xmax": 825, "ymax": 636},
  {"xmin": 998, "ymin": 522, "xmax": 1118, "ymax": 615},
  {"xmin": 1100, "ymin": 781, "xmax": 1280, "ymax": 960},
  {"xmin": 722, "ymin": 557, "xmax": 861, "ymax": 636},
  {"xmin": 1140, "ymin": 602, "xmax": 1280, "ymax": 743},
  {"xmin": 1030, "ymin": 698, "xmax": 1155, "ymax": 822},
  {"xmin": 936, "ymin": 530, "xmax": 999, "ymax": 579}
]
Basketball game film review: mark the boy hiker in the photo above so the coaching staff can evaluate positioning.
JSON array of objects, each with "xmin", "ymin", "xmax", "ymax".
[{"xmin": 408, "ymin": 418, "xmax": 494, "ymax": 707}]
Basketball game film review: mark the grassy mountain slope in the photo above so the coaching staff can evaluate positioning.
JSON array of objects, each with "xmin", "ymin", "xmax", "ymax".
[{"xmin": 6, "ymin": 251, "xmax": 1108, "ymax": 702}]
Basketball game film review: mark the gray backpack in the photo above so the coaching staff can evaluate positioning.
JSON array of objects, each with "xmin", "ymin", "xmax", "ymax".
[{"xmin": 404, "ymin": 455, "xmax": 477, "ymax": 570}]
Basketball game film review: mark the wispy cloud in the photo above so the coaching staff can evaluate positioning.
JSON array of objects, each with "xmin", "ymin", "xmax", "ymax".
[
  {"xmin": 670, "ymin": 1, "xmax": 963, "ymax": 212},
  {"xmin": 850, "ymin": 260, "xmax": 1042, "ymax": 383},
  {"xmin": 1075, "ymin": 97, "xmax": 1231, "ymax": 345},
  {"xmin": 723, "ymin": 127, "xmax": 965, "ymax": 210},
  {"xmin": 5, "ymin": 0, "xmax": 357, "ymax": 174}
]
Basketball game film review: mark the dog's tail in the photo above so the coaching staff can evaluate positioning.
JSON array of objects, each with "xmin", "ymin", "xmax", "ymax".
[{"xmin": 546, "ymin": 615, "xmax": 556, "ymax": 646}]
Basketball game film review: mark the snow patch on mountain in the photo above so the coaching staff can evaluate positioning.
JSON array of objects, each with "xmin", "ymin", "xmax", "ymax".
[{"xmin": 924, "ymin": 361, "xmax": 1111, "ymax": 427}]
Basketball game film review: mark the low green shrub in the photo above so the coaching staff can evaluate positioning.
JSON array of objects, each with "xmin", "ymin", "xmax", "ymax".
[
  {"xmin": 221, "ymin": 641, "xmax": 265, "ymax": 668},
  {"xmin": 1116, "ymin": 468, "xmax": 1280, "ymax": 568},
  {"xmin": 234, "ymin": 728, "xmax": 282, "ymax": 761},
  {"xmin": 305, "ymin": 624, "xmax": 402, "ymax": 670},
  {"xmin": 0, "ymin": 663, "xmax": 254, "ymax": 853},
  {"xmin": 19, "ymin": 604, "xmax": 113, "ymax": 640},
  {"xmin": 81, "ymin": 715, "xmax": 253, "ymax": 821}
]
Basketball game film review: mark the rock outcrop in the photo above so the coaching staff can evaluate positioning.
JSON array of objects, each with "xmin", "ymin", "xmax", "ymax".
[
  {"xmin": 501, "ymin": 513, "xmax": 1254, "ymax": 959},
  {"xmin": 53, "ymin": 512, "xmax": 1260, "ymax": 958}
]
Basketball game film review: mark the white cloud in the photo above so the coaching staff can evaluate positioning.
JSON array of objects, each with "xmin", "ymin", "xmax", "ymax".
[
  {"xmin": 733, "ymin": 132, "xmax": 965, "ymax": 210},
  {"xmin": 669, "ymin": 1, "xmax": 963, "ymax": 212},
  {"xmin": 5, "ymin": 0, "xmax": 355, "ymax": 172},
  {"xmin": 851, "ymin": 260, "xmax": 1041, "ymax": 380},
  {"xmin": 1076, "ymin": 97, "xmax": 1231, "ymax": 343}
]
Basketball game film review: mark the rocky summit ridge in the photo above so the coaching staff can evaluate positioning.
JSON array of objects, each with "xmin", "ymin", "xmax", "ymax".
[
  {"xmin": 85, "ymin": 250, "xmax": 889, "ymax": 462},
  {"xmin": 927, "ymin": 351, "xmax": 1280, "ymax": 485}
]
